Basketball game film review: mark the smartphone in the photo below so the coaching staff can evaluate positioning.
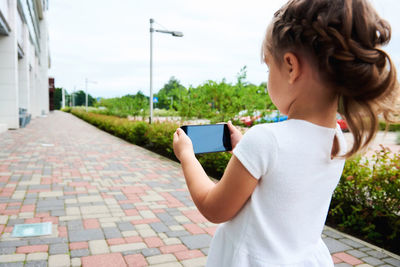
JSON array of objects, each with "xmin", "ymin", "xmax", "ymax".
[{"xmin": 180, "ymin": 124, "xmax": 232, "ymax": 154}]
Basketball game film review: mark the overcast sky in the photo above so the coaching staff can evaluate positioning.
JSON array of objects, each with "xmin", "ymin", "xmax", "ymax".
[{"xmin": 47, "ymin": 0, "xmax": 400, "ymax": 99}]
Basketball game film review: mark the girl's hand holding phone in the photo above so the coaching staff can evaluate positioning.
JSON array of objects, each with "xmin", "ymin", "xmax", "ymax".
[
  {"xmin": 227, "ymin": 121, "xmax": 243, "ymax": 151},
  {"xmin": 173, "ymin": 128, "xmax": 194, "ymax": 162}
]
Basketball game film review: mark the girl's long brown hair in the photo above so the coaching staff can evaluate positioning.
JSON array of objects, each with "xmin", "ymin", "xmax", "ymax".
[{"xmin": 263, "ymin": 0, "xmax": 399, "ymax": 158}]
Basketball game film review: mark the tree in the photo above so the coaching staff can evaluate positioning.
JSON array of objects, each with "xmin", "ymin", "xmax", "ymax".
[
  {"xmin": 54, "ymin": 88, "xmax": 64, "ymax": 110},
  {"xmin": 73, "ymin": 90, "xmax": 95, "ymax": 107},
  {"xmin": 155, "ymin": 77, "xmax": 187, "ymax": 110}
]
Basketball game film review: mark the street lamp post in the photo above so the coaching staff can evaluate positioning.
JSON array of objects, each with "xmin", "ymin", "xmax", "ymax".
[
  {"xmin": 149, "ymin": 18, "xmax": 183, "ymax": 123},
  {"xmin": 85, "ymin": 78, "xmax": 97, "ymax": 112}
]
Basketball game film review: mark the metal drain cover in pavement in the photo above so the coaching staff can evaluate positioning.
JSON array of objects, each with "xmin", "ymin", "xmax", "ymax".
[{"xmin": 12, "ymin": 222, "xmax": 52, "ymax": 237}]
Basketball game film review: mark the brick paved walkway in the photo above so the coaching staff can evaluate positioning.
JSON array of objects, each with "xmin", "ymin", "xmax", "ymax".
[{"xmin": 0, "ymin": 111, "xmax": 399, "ymax": 267}]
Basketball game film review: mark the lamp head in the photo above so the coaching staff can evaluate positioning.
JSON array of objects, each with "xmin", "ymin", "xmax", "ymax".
[{"xmin": 172, "ymin": 31, "xmax": 184, "ymax": 37}]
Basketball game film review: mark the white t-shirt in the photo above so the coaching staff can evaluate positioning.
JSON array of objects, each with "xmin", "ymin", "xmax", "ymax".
[{"xmin": 206, "ymin": 119, "xmax": 346, "ymax": 267}]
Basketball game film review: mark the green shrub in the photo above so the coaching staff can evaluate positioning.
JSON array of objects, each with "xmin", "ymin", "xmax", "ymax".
[
  {"xmin": 328, "ymin": 146, "xmax": 400, "ymax": 254},
  {"xmin": 379, "ymin": 121, "xmax": 400, "ymax": 132},
  {"xmin": 61, "ymin": 107, "xmax": 72, "ymax": 113}
]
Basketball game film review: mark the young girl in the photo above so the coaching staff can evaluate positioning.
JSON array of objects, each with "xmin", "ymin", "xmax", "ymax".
[{"xmin": 173, "ymin": 0, "xmax": 399, "ymax": 266}]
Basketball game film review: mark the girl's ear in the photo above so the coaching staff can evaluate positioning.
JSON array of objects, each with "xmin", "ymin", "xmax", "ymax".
[{"xmin": 283, "ymin": 52, "xmax": 301, "ymax": 84}]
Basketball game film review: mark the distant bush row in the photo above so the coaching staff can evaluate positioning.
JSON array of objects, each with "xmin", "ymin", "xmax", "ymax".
[{"xmin": 64, "ymin": 108, "xmax": 399, "ymax": 254}]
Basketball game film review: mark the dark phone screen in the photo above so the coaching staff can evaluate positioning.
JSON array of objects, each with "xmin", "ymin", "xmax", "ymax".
[{"xmin": 181, "ymin": 124, "xmax": 232, "ymax": 154}]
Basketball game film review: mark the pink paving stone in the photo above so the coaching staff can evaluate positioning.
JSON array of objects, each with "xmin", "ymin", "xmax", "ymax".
[
  {"xmin": 36, "ymin": 212, "xmax": 50, "ymax": 218},
  {"xmin": 42, "ymin": 217, "xmax": 59, "ymax": 224},
  {"xmin": 183, "ymin": 224, "xmax": 206, "ymax": 234},
  {"xmin": 16, "ymin": 245, "xmax": 48, "ymax": 253},
  {"xmin": 83, "ymin": 218, "xmax": 100, "ymax": 229},
  {"xmin": 82, "ymin": 253, "xmax": 127, "ymax": 267},
  {"xmin": 20, "ymin": 205, "xmax": 35, "ymax": 212},
  {"xmin": 70, "ymin": 182, "xmax": 90, "ymax": 187},
  {"xmin": 131, "ymin": 218, "xmax": 160, "ymax": 225},
  {"xmin": 4, "ymin": 226, "xmax": 13, "ymax": 233},
  {"xmin": 2, "ymin": 210, "xmax": 19, "ymax": 215},
  {"xmin": 332, "ymin": 255, "xmax": 343, "ymax": 264},
  {"xmin": 160, "ymin": 244, "xmax": 188, "ymax": 254},
  {"xmin": 125, "ymin": 236, "xmax": 143, "ymax": 243},
  {"xmin": 333, "ymin": 252, "xmax": 363, "ymax": 265},
  {"xmin": 107, "ymin": 238, "xmax": 126, "ymax": 246},
  {"xmin": 25, "ymin": 218, "xmax": 41, "ymax": 224},
  {"xmin": 174, "ymin": 249, "xmax": 204, "ymax": 261},
  {"xmin": 124, "ymin": 209, "xmax": 139, "ymax": 216},
  {"xmin": 58, "ymin": 226, "xmax": 68, "ymax": 238},
  {"xmin": 144, "ymin": 237, "xmax": 164, "ymax": 248},
  {"xmin": 182, "ymin": 210, "xmax": 209, "ymax": 223},
  {"xmin": 69, "ymin": 242, "xmax": 89, "ymax": 250},
  {"xmin": 0, "ymin": 225, "xmax": 4, "ymax": 233},
  {"xmin": 204, "ymin": 226, "xmax": 218, "ymax": 236},
  {"xmin": 124, "ymin": 254, "xmax": 148, "ymax": 267}
]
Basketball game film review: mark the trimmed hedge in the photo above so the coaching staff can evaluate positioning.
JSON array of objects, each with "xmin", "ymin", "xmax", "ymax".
[
  {"xmin": 66, "ymin": 108, "xmax": 399, "ymax": 254},
  {"xmin": 68, "ymin": 108, "xmax": 231, "ymax": 178}
]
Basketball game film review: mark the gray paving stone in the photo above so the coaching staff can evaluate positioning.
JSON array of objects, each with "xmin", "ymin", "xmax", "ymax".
[
  {"xmin": 180, "ymin": 234, "xmax": 212, "ymax": 250},
  {"xmin": 201, "ymin": 248, "xmax": 209, "ymax": 256},
  {"xmin": 50, "ymin": 209, "xmax": 65, "ymax": 216},
  {"xmin": 360, "ymin": 247, "xmax": 373, "ymax": 252},
  {"xmin": 383, "ymin": 257, "xmax": 400, "ymax": 266},
  {"xmin": 103, "ymin": 227, "xmax": 122, "ymax": 239},
  {"xmin": 49, "ymin": 243, "xmax": 69, "ymax": 255},
  {"xmin": 366, "ymin": 250, "xmax": 389, "ymax": 259},
  {"xmin": 25, "ymin": 193, "xmax": 38, "ymax": 199},
  {"xmin": 346, "ymin": 249, "xmax": 368, "ymax": 258},
  {"xmin": 166, "ymin": 230, "xmax": 190, "ymax": 237},
  {"xmin": 24, "ymin": 261, "xmax": 47, "ymax": 267},
  {"xmin": 69, "ymin": 229, "xmax": 105, "ymax": 242},
  {"xmin": 0, "ymin": 263, "xmax": 24, "ymax": 267},
  {"xmin": 150, "ymin": 222, "xmax": 170, "ymax": 233},
  {"xmin": 36, "ymin": 198, "xmax": 64, "ymax": 209},
  {"xmin": 141, "ymin": 248, "xmax": 161, "ymax": 257},
  {"xmin": 157, "ymin": 213, "xmax": 176, "ymax": 223},
  {"xmin": 70, "ymin": 249, "xmax": 90, "ymax": 257},
  {"xmin": 362, "ymin": 256, "xmax": 385, "ymax": 265},
  {"xmin": 120, "ymin": 203, "xmax": 134, "ymax": 210},
  {"xmin": 67, "ymin": 220, "xmax": 84, "ymax": 231},
  {"xmin": 117, "ymin": 222, "xmax": 135, "ymax": 231},
  {"xmin": 0, "ymin": 241, "xmax": 28, "ymax": 247},
  {"xmin": 0, "ymin": 247, "xmax": 16, "ymax": 254},
  {"xmin": 6, "ymin": 219, "xmax": 24, "ymax": 226},
  {"xmin": 30, "ymin": 185, "xmax": 51, "ymax": 190},
  {"xmin": 122, "ymin": 250, "xmax": 142, "ymax": 256},
  {"xmin": 23, "ymin": 199, "xmax": 37, "ymax": 205},
  {"xmin": 334, "ymin": 264, "xmax": 352, "ymax": 267},
  {"xmin": 114, "ymin": 195, "xmax": 127, "ymax": 201},
  {"xmin": 323, "ymin": 237, "xmax": 352, "ymax": 253},
  {"xmin": 323, "ymin": 229, "xmax": 343, "ymax": 239},
  {"xmin": 339, "ymin": 238, "xmax": 364, "ymax": 249}
]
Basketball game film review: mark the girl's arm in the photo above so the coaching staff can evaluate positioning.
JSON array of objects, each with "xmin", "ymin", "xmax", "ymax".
[{"xmin": 173, "ymin": 123, "xmax": 258, "ymax": 223}]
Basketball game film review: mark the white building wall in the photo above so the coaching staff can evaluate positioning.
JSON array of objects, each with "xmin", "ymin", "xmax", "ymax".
[
  {"xmin": 0, "ymin": 0, "xmax": 19, "ymax": 129},
  {"xmin": 38, "ymin": 12, "xmax": 49, "ymax": 115},
  {"xmin": 0, "ymin": 0, "xmax": 50, "ymax": 130},
  {"xmin": 18, "ymin": 23, "xmax": 30, "ymax": 110}
]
